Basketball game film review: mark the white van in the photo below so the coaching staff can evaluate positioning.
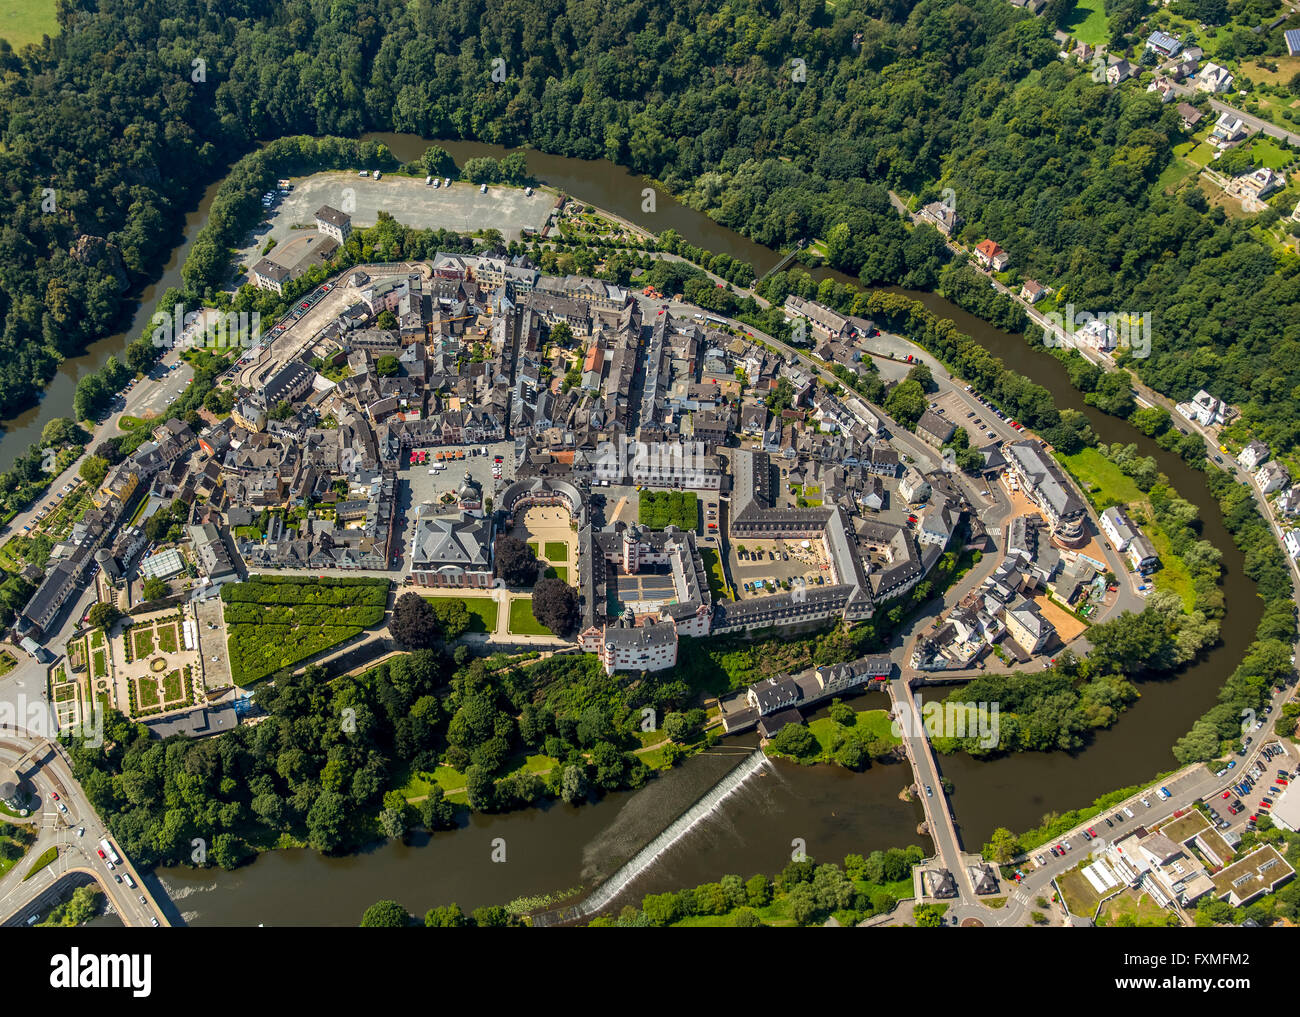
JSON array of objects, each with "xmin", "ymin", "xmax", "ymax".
[
  {"xmin": 1123, "ymin": 806, "xmax": 1135, "ymax": 818},
  {"xmin": 123, "ymin": 873, "xmax": 136, "ymax": 889}
]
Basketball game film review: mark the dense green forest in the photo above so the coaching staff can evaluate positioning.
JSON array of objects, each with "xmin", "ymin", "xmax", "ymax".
[
  {"xmin": 67, "ymin": 649, "xmax": 707, "ymax": 866},
  {"xmin": 0, "ymin": 0, "xmax": 1296, "ymax": 453}
]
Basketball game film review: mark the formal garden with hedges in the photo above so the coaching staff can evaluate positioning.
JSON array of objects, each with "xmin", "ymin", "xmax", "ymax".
[{"xmin": 221, "ymin": 576, "xmax": 390, "ymax": 685}]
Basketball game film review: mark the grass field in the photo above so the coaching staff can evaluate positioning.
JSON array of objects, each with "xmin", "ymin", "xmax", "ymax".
[
  {"xmin": 508, "ymin": 597, "xmax": 551, "ymax": 635},
  {"xmin": 1246, "ymin": 137, "xmax": 1294, "ymax": 171},
  {"xmin": 1055, "ymin": 448, "xmax": 1142, "ymax": 509},
  {"xmin": 0, "ymin": 1, "xmax": 59, "ymax": 51},
  {"xmin": 157, "ymin": 621, "xmax": 179, "ymax": 654},
  {"xmin": 700, "ymin": 546, "xmax": 732, "ymax": 601},
  {"xmin": 22, "ymin": 846, "xmax": 58, "ymax": 882},
  {"xmin": 1062, "ymin": 0, "xmax": 1108, "ymax": 45},
  {"xmin": 543, "ymin": 565, "xmax": 569, "ymax": 583},
  {"xmin": 543, "ymin": 541, "xmax": 567, "ymax": 562},
  {"xmin": 804, "ymin": 709, "xmax": 901, "ymax": 759},
  {"xmin": 137, "ymin": 676, "xmax": 161, "ymax": 711},
  {"xmin": 462, "ymin": 597, "xmax": 498, "ymax": 633},
  {"xmin": 132, "ymin": 629, "xmax": 154, "ymax": 659},
  {"xmin": 90, "ymin": 648, "xmax": 107, "ymax": 680},
  {"xmin": 0, "ymin": 650, "xmax": 15, "ymax": 677},
  {"xmin": 162, "ymin": 669, "xmax": 183, "ymax": 701},
  {"xmin": 1099, "ymin": 888, "xmax": 1177, "ymax": 926},
  {"xmin": 1156, "ymin": 156, "xmax": 1200, "ymax": 194}
]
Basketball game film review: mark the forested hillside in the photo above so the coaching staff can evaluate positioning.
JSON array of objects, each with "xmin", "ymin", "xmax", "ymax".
[{"xmin": 1, "ymin": 0, "xmax": 1296, "ymax": 448}]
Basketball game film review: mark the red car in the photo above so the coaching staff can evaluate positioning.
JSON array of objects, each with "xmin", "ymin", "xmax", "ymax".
[
  {"xmin": 96, "ymin": 849, "xmax": 107, "ymax": 860},
  {"xmin": 1087, "ymin": 827, "xmax": 1097, "ymax": 837},
  {"xmin": 49, "ymin": 791, "xmax": 60, "ymax": 801},
  {"xmin": 1222, "ymin": 791, "xmax": 1232, "ymax": 798}
]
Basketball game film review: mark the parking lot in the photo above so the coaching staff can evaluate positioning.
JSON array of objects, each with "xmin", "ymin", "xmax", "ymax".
[
  {"xmin": 728, "ymin": 537, "xmax": 831, "ymax": 599},
  {"xmin": 1203, "ymin": 739, "xmax": 1298, "ymax": 835},
  {"xmin": 394, "ymin": 441, "xmax": 514, "ymax": 567},
  {"xmin": 233, "ymin": 171, "xmax": 556, "ymax": 269},
  {"xmin": 931, "ymin": 386, "xmax": 1021, "ymax": 446}
]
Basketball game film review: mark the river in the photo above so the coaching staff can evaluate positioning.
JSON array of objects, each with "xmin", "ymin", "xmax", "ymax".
[{"xmin": 11, "ymin": 134, "xmax": 1261, "ymax": 923}]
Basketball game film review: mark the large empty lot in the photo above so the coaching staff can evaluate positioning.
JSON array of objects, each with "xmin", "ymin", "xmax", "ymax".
[{"xmin": 235, "ymin": 171, "xmax": 555, "ymax": 266}]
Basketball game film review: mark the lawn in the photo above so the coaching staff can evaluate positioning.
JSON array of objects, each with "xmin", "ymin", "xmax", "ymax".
[
  {"xmin": 132, "ymin": 628, "xmax": 155, "ymax": 659},
  {"xmin": 1147, "ymin": 524, "xmax": 1197, "ymax": 610},
  {"xmin": 805, "ymin": 709, "xmax": 901, "ymax": 757},
  {"xmin": 0, "ymin": 1, "xmax": 57, "ymax": 49},
  {"xmin": 700, "ymin": 546, "xmax": 733, "ymax": 601},
  {"xmin": 543, "ymin": 540, "xmax": 567, "ymax": 562},
  {"xmin": 90, "ymin": 648, "xmax": 107, "ymax": 680},
  {"xmin": 543, "ymin": 565, "xmax": 569, "ymax": 583},
  {"xmin": 136, "ymin": 676, "xmax": 162, "ymax": 711},
  {"xmin": 1156, "ymin": 156, "xmax": 1200, "ymax": 194},
  {"xmin": 1099, "ymin": 888, "xmax": 1177, "ymax": 927},
  {"xmin": 430, "ymin": 765, "xmax": 467, "ymax": 791},
  {"xmin": 1055, "ymin": 447, "xmax": 1143, "ymax": 510},
  {"xmin": 22, "ymin": 846, "xmax": 58, "ymax": 882},
  {"xmin": 156, "ymin": 622, "xmax": 179, "ymax": 654},
  {"xmin": 1246, "ymin": 137, "xmax": 1293, "ymax": 171},
  {"xmin": 508, "ymin": 597, "xmax": 552, "ymax": 635},
  {"xmin": 162, "ymin": 669, "xmax": 183, "ymax": 702},
  {"xmin": 1062, "ymin": 0, "xmax": 1108, "ymax": 46},
  {"xmin": 461, "ymin": 597, "xmax": 499, "ymax": 633},
  {"xmin": 0, "ymin": 650, "xmax": 15, "ymax": 677},
  {"xmin": 1057, "ymin": 864, "xmax": 1104, "ymax": 918},
  {"xmin": 502, "ymin": 753, "xmax": 558, "ymax": 778}
]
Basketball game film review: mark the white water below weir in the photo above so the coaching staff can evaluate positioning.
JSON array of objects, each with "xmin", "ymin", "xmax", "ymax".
[{"xmin": 579, "ymin": 749, "xmax": 768, "ymax": 916}]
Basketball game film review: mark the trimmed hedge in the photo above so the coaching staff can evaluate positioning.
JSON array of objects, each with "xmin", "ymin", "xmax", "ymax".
[{"xmin": 222, "ymin": 576, "xmax": 389, "ymax": 685}]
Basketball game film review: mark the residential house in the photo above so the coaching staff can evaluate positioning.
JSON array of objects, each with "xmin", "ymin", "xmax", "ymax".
[
  {"xmin": 1020, "ymin": 279, "xmax": 1047, "ymax": 304},
  {"xmin": 918, "ymin": 200, "xmax": 960, "ymax": 237},
  {"xmin": 1005, "ymin": 598, "xmax": 1055, "ymax": 655},
  {"xmin": 1237, "ymin": 440, "xmax": 1270, "ymax": 471},
  {"xmin": 1099, "ymin": 505, "xmax": 1139, "ymax": 552},
  {"xmin": 1145, "ymin": 31, "xmax": 1182, "ymax": 59},
  {"xmin": 973, "ymin": 240, "xmax": 1009, "ymax": 271},
  {"xmin": 1210, "ymin": 111, "xmax": 1248, "ymax": 148},
  {"xmin": 915, "ymin": 409, "xmax": 956, "ymax": 449},
  {"xmin": 1256, "ymin": 460, "xmax": 1290, "ymax": 495},
  {"xmin": 314, "ymin": 205, "xmax": 352, "ymax": 243},
  {"xmin": 1196, "ymin": 62, "xmax": 1234, "ymax": 93},
  {"xmin": 1126, "ymin": 533, "xmax": 1160, "ymax": 574},
  {"xmin": 1177, "ymin": 102, "xmax": 1204, "ymax": 131},
  {"xmin": 1106, "ymin": 59, "xmax": 1134, "ymax": 85},
  {"xmin": 1175, "ymin": 389, "xmax": 1229, "ymax": 427}
]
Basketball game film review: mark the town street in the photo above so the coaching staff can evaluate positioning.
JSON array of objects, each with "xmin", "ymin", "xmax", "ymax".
[{"xmin": 0, "ymin": 728, "xmax": 167, "ymax": 927}]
